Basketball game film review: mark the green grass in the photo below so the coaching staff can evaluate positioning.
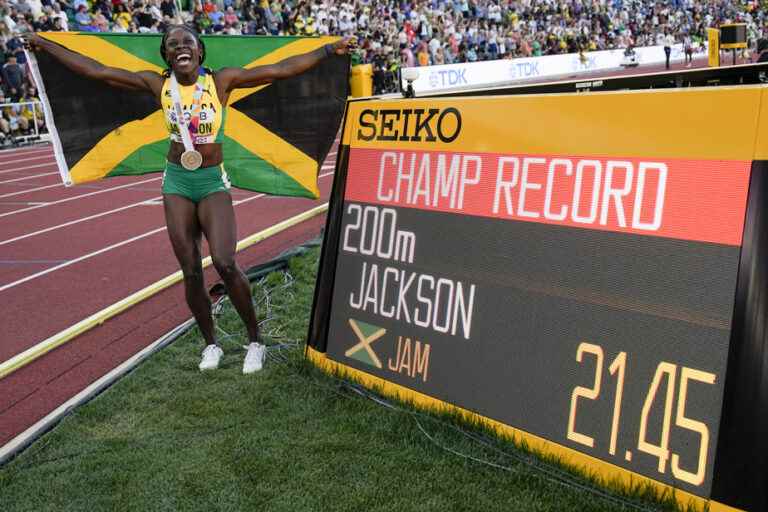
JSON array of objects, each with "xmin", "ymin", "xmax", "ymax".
[{"xmin": 0, "ymin": 246, "xmax": 683, "ymax": 512}]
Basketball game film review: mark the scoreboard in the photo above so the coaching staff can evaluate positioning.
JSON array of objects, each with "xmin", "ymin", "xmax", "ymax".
[
  {"xmin": 308, "ymin": 87, "xmax": 768, "ymax": 511},
  {"xmin": 719, "ymin": 23, "xmax": 748, "ymax": 50}
]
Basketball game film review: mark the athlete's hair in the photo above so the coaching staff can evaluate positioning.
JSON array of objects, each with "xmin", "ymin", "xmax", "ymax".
[{"xmin": 160, "ymin": 24, "xmax": 206, "ymax": 70}]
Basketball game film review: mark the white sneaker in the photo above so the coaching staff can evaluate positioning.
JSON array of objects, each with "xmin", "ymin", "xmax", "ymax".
[
  {"xmin": 199, "ymin": 344, "xmax": 223, "ymax": 371},
  {"xmin": 243, "ymin": 342, "xmax": 266, "ymax": 374}
]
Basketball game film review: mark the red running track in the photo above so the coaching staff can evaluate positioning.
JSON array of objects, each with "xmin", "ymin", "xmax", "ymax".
[{"xmin": 0, "ymin": 142, "xmax": 338, "ymax": 449}]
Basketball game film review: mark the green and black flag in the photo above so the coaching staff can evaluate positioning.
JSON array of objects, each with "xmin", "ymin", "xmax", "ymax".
[{"xmin": 29, "ymin": 32, "xmax": 350, "ymax": 198}]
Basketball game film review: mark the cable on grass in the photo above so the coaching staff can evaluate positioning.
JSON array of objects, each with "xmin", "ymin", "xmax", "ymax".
[{"xmin": 205, "ymin": 271, "xmax": 298, "ymax": 351}]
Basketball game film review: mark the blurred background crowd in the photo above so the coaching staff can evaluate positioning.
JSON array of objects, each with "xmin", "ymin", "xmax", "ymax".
[{"xmin": 0, "ymin": 0, "xmax": 764, "ymax": 138}]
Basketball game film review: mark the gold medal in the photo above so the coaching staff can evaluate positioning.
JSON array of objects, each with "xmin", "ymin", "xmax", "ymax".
[{"xmin": 181, "ymin": 150, "xmax": 203, "ymax": 170}]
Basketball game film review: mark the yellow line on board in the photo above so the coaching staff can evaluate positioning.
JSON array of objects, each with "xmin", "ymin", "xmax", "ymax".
[
  {"xmin": 0, "ymin": 203, "xmax": 329, "ymax": 380},
  {"xmin": 305, "ymin": 347, "xmax": 745, "ymax": 512}
]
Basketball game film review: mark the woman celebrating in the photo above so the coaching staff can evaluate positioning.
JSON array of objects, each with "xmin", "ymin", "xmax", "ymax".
[{"xmin": 26, "ymin": 27, "xmax": 353, "ymax": 373}]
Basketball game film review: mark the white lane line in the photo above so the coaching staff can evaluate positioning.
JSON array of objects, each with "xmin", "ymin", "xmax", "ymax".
[
  {"xmin": 0, "ymin": 197, "xmax": 162, "ymax": 246},
  {"xmin": 0, "ymin": 172, "xmax": 58, "ymax": 185},
  {"xmin": 0, "ymin": 162, "xmax": 57, "ymax": 175},
  {"xmin": 0, "ymin": 227, "xmax": 168, "ymax": 293},
  {"xmin": 0, "ymin": 176, "xmax": 162, "ymax": 218},
  {"xmin": 0, "ymin": 259, "xmax": 67, "ymax": 264},
  {"xmin": 0, "ymin": 145, "xmax": 51, "ymax": 155},
  {"xmin": 0, "ymin": 183, "xmax": 63, "ymax": 199},
  {"xmin": 232, "ymin": 193, "xmax": 265, "ymax": 205},
  {"xmin": 0, "ymin": 170, "xmax": 335, "ymax": 290},
  {"xmin": 0, "ymin": 154, "xmax": 54, "ymax": 166}
]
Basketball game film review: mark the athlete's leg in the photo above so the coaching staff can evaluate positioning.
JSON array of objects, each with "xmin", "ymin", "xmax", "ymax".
[
  {"xmin": 197, "ymin": 192, "xmax": 260, "ymax": 343},
  {"xmin": 163, "ymin": 194, "xmax": 217, "ymax": 345}
]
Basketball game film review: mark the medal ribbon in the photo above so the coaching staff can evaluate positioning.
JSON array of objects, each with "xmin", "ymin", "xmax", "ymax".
[{"xmin": 169, "ymin": 68, "xmax": 207, "ymax": 152}]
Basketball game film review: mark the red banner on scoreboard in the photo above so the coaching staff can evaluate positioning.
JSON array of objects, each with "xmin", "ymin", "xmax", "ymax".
[{"xmin": 345, "ymin": 148, "xmax": 752, "ymax": 246}]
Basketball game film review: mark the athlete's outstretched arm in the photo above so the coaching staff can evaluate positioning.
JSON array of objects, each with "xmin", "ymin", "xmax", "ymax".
[
  {"xmin": 218, "ymin": 36, "xmax": 355, "ymax": 92},
  {"xmin": 24, "ymin": 33, "xmax": 162, "ymax": 95}
]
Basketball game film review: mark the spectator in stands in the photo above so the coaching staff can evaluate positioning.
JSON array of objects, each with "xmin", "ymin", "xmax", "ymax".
[
  {"xmin": 400, "ymin": 42, "xmax": 414, "ymax": 67},
  {"xmin": 372, "ymin": 51, "xmax": 387, "ymax": 94},
  {"xmin": 74, "ymin": 5, "xmax": 96, "ymax": 32},
  {"xmin": 207, "ymin": 3, "xmax": 225, "ymax": 33},
  {"xmin": 758, "ymin": 39, "xmax": 768, "ymax": 63},
  {"xmin": 193, "ymin": 2, "xmax": 212, "ymax": 34},
  {"xmin": 416, "ymin": 41, "xmax": 429, "ymax": 66},
  {"xmin": 93, "ymin": 0, "xmax": 113, "ymax": 19},
  {"xmin": 433, "ymin": 45, "xmax": 445, "ymax": 65},
  {"xmin": 223, "ymin": 6, "xmax": 238, "ymax": 28},
  {"xmin": 15, "ymin": 0, "xmax": 33, "ymax": 18},
  {"xmin": 33, "ymin": 12, "xmax": 55, "ymax": 31},
  {"xmin": 135, "ymin": 2, "xmax": 156, "ymax": 31},
  {"xmin": 6, "ymin": 35, "xmax": 26, "ymax": 65},
  {"xmin": 160, "ymin": 0, "xmax": 176, "ymax": 20},
  {"xmin": 149, "ymin": 0, "xmax": 163, "ymax": 22},
  {"xmin": 2, "ymin": 55, "xmax": 24, "ymax": 101},
  {"xmin": 51, "ymin": 3, "xmax": 68, "ymax": 31},
  {"xmin": 113, "ymin": 3, "xmax": 133, "ymax": 31},
  {"xmin": 93, "ymin": 10, "xmax": 110, "ymax": 32},
  {"xmin": 3, "ymin": 101, "xmax": 28, "ymax": 136},
  {"xmin": 0, "ymin": 20, "xmax": 13, "ymax": 43},
  {"xmin": 19, "ymin": 85, "xmax": 44, "ymax": 134}
]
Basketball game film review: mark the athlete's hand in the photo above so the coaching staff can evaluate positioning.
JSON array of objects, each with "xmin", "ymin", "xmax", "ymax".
[
  {"xmin": 21, "ymin": 33, "xmax": 44, "ymax": 52},
  {"xmin": 331, "ymin": 36, "xmax": 358, "ymax": 56}
]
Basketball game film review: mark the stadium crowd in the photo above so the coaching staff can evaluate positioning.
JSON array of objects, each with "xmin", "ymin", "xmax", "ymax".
[{"xmin": 0, "ymin": 0, "xmax": 764, "ymax": 115}]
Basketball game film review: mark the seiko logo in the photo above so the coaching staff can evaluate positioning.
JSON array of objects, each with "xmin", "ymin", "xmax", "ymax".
[{"xmin": 357, "ymin": 108, "xmax": 462, "ymax": 143}]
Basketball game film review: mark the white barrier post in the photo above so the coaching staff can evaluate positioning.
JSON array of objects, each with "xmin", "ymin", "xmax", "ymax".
[{"xmin": 31, "ymin": 100, "xmax": 39, "ymax": 136}]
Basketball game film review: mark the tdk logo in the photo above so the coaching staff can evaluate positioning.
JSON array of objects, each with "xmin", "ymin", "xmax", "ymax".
[
  {"xmin": 429, "ymin": 69, "xmax": 468, "ymax": 88},
  {"xmin": 509, "ymin": 61, "xmax": 540, "ymax": 79}
]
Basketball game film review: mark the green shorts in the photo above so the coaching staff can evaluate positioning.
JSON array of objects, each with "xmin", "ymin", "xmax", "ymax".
[{"xmin": 162, "ymin": 161, "xmax": 231, "ymax": 203}]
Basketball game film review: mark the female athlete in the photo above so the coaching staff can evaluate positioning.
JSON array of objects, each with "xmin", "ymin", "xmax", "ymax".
[{"xmin": 26, "ymin": 27, "xmax": 353, "ymax": 373}]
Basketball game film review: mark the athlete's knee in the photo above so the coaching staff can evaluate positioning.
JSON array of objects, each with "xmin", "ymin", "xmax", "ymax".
[
  {"xmin": 212, "ymin": 256, "xmax": 239, "ymax": 281},
  {"xmin": 181, "ymin": 263, "xmax": 205, "ymax": 284}
]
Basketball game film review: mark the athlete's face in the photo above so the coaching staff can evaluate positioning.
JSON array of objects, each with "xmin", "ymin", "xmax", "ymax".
[{"xmin": 165, "ymin": 29, "xmax": 200, "ymax": 74}]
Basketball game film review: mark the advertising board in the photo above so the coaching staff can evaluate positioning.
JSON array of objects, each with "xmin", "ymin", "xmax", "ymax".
[{"xmin": 401, "ymin": 44, "xmax": 702, "ymax": 93}]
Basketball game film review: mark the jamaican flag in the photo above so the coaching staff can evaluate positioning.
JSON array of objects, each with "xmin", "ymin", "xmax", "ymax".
[{"xmin": 29, "ymin": 32, "xmax": 350, "ymax": 198}]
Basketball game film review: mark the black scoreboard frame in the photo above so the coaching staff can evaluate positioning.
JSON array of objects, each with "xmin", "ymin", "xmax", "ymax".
[
  {"xmin": 719, "ymin": 23, "xmax": 748, "ymax": 50},
  {"xmin": 307, "ymin": 65, "xmax": 768, "ymax": 511}
]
